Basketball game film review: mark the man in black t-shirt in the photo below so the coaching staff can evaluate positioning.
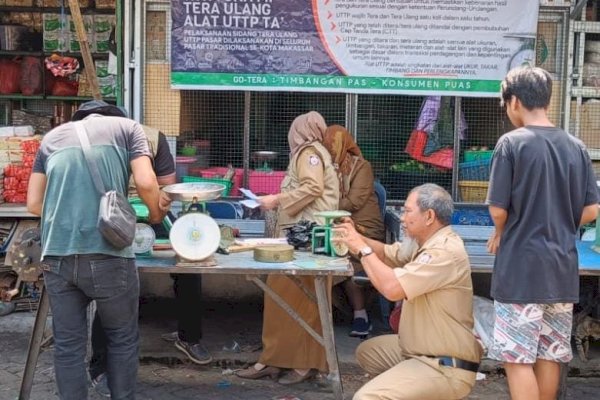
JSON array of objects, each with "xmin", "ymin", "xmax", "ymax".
[{"xmin": 486, "ymin": 67, "xmax": 599, "ymax": 400}]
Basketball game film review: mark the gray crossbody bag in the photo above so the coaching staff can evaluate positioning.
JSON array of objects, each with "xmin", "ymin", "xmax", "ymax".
[{"xmin": 74, "ymin": 121, "xmax": 136, "ymax": 249}]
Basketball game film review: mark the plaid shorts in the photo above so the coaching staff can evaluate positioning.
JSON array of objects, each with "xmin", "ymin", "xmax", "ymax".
[{"xmin": 488, "ymin": 301, "xmax": 573, "ymax": 364}]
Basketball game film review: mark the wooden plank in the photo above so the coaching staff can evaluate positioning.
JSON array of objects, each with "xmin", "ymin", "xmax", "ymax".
[{"xmin": 68, "ymin": 0, "xmax": 101, "ymax": 100}]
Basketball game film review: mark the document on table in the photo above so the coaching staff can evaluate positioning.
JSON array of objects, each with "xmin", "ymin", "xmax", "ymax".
[{"xmin": 239, "ymin": 188, "xmax": 260, "ymax": 209}]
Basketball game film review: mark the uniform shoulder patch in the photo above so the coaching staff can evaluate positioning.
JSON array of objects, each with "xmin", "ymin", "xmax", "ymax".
[
  {"xmin": 416, "ymin": 253, "xmax": 432, "ymax": 264},
  {"xmin": 309, "ymin": 155, "xmax": 320, "ymax": 166}
]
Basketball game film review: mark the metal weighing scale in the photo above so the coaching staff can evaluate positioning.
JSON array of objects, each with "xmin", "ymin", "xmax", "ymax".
[
  {"xmin": 252, "ymin": 151, "xmax": 278, "ymax": 172},
  {"xmin": 312, "ymin": 210, "xmax": 351, "ymax": 257},
  {"xmin": 162, "ymin": 182, "xmax": 226, "ymax": 263},
  {"xmin": 129, "ymin": 198, "xmax": 170, "ymax": 256}
]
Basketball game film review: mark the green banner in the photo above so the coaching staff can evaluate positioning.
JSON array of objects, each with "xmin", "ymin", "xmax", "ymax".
[{"xmin": 172, "ymin": 72, "xmax": 500, "ymax": 94}]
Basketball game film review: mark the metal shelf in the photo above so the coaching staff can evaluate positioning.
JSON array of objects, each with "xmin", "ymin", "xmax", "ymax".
[
  {"xmin": 0, "ymin": 94, "xmax": 44, "ymax": 100},
  {"xmin": 572, "ymin": 20, "xmax": 600, "ymax": 33},
  {"xmin": 0, "ymin": 6, "xmax": 115, "ymax": 14},
  {"xmin": 0, "ymin": 204, "xmax": 37, "ymax": 218},
  {"xmin": 0, "ymin": 95, "xmax": 116, "ymax": 101},
  {"xmin": 571, "ymin": 87, "xmax": 600, "ymax": 98},
  {"xmin": 587, "ymin": 148, "xmax": 600, "ymax": 160}
]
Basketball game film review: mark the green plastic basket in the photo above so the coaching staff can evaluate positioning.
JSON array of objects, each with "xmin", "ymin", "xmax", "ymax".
[{"xmin": 182, "ymin": 176, "xmax": 232, "ymax": 197}]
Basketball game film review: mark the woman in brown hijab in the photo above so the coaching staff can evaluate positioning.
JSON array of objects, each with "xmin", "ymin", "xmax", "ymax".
[
  {"xmin": 236, "ymin": 111, "xmax": 339, "ymax": 384},
  {"xmin": 323, "ymin": 125, "xmax": 385, "ymax": 337}
]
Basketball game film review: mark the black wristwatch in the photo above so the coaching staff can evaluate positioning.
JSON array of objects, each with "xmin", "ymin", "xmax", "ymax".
[{"xmin": 358, "ymin": 246, "xmax": 373, "ymax": 260}]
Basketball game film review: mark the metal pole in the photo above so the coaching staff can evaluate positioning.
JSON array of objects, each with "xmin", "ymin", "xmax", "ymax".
[
  {"xmin": 19, "ymin": 286, "xmax": 50, "ymax": 400},
  {"xmin": 452, "ymin": 97, "xmax": 462, "ymax": 201},
  {"xmin": 243, "ymin": 92, "xmax": 252, "ymax": 189},
  {"xmin": 249, "ymin": 276, "xmax": 324, "ymax": 346}
]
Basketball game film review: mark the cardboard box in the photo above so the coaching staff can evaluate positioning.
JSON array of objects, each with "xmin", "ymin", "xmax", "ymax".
[
  {"xmin": 144, "ymin": 63, "xmax": 180, "ymax": 136},
  {"xmin": 6, "ymin": 0, "xmax": 33, "ymax": 5},
  {"xmin": 38, "ymin": 0, "xmax": 89, "ymax": 6},
  {"xmin": 537, "ymin": 21, "xmax": 559, "ymax": 74},
  {"xmin": 547, "ymin": 81, "xmax": 563, "ymax": 126},
  {"xmin": 571, "ymin": 100, "xmax": 600, "ymax": 149},
  {"xmin": 95, "ymin": 0, "xmax": 115, "ymax": 9}
]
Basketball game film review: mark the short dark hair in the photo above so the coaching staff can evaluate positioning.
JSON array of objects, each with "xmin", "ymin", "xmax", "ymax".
[
  {"xmin": 500, "ymin": 67, "xmax": 552, "ymax": 110},
  {"xmin": 72, "ymin": 100, "xmax": 127, "ymax": 121},
  {"xmin": 409, "ymin": 183, "xmax": 454, "ymax": 226}
]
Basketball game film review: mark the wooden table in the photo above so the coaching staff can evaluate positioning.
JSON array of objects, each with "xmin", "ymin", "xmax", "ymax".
[{"xmin": 19, "ymin": 251, "xmax": 353, "ymax": 400}]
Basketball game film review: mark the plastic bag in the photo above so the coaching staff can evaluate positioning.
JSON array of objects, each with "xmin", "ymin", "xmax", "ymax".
[
  {"xmin": 473, "ymin": 295, "xmax": 495, "ymax": 354},
  {"xmin": 20, "ymin": 56, "xmax": 43, "ymax": 95},
  {"xmin": 284, "ymin": 220, "xmax": 317, "ymax": 250},
  {"xmin": 0, "ymin": 59, "xmax": 21, "ymax": 94}
]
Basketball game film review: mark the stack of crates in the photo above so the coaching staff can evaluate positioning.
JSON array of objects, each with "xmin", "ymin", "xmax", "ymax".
[{"xmin": 458, "ymin": 150, "xmax": 493, "ymax": 202}]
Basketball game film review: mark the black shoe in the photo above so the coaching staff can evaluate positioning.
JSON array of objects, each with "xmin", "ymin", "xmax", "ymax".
[
  {"xmin": 349, "ymin": 317, "xmax": 372, "ymax": 337},
  {"xmin": 174, "ymin": 339, "xmax": 213, "ymax": 365}
]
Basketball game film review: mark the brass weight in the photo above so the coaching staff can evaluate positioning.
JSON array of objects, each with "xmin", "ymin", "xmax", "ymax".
[{"xmin": 253, "ymin": 244, "xmax": 295, "ymax": 263}]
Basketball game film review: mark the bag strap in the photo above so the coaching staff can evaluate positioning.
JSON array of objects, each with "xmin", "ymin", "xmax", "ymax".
[{"xmin": 74, "ymin": 121, "xmax": 106, "ymax": 195}]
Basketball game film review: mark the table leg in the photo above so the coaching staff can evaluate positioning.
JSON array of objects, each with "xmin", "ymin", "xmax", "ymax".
[
  {"xmin": 19, "ymin": 285, "xmax": 50, "ymax": 400},
  {"xmin": 314, "ymin": 276, "xmax": 344, "ymax": 400}
]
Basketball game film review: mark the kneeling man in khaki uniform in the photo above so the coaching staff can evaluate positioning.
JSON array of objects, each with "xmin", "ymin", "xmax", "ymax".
[{"xmin": 335, "ymin": 183, "xmax": 482, "ymax": 400}]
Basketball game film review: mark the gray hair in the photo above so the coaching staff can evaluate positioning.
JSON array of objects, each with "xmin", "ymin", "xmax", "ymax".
[{"xmin": 408, "ymin": 183, "xmax": 453, "ymax": 226}]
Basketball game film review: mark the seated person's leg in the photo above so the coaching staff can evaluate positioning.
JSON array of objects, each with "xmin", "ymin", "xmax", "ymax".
[
  {"xmin": 355, "ymin": 334, "xmax": 402, "ymax": 376},
  {"xmin": 353, "ymin": 357, "xmax": 474, "ymax": 400}
]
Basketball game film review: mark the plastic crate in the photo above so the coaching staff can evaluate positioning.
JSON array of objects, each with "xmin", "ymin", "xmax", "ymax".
[
  {"xmin": 458, "ymin": 181, "xmax": 489, "ymax": 203},
  {"xmin": 459, "ymin": 158, "xmax": 491, "ymax": 181},
  {"xmin": 181, "ymin": 176, "xmax": 232, "ymax": 197},
  {"xmin": 463, "ymin": 150, "xmax": 493, "ymax": 162},
  {"xmin": 248, "ymin": 170, "xmax": 286, "ymax": 195},
  {"xmin": 188, "ymin": 167, "xmax": 243, "ymax": 196}
]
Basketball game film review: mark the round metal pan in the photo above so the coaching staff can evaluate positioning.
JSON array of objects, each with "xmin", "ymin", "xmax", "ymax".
[
  {"xmin": 162, "ymin": 182, "xmax": 226, "ymax": 202},
  {"xmin": 252, "ymin": 151, "xmax": 279, "ymax": 160}
]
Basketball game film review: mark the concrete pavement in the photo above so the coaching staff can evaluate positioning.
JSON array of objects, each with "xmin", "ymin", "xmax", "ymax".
[{"xmin": 1, "ymin": 299, "xmax": 600, "ymax": 399}]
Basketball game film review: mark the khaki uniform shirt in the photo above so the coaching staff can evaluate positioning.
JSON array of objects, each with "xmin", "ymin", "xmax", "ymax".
[
  {"xmin": 276, "ymin": 142, "xmax": 339, "ymax": 232},
  {"xmin": 383, "ymin": 226, "xmax": 482, "ymax": 363}
]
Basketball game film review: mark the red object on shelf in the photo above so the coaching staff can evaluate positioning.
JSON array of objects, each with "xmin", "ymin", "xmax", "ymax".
[
  {"xmin": 0, "ymin": 58, "xmax": 21, "ymax": 94},
  {"xmin": 248, "ymin": 170, "xmax": 286, "ymax": 195},
  {"xmin": 405, "ymin": 130, "xmax": 453, "ymax": 170},
  {"xmin": 20, "ymin": 56, "xmax": 43, "ymax": 96}
]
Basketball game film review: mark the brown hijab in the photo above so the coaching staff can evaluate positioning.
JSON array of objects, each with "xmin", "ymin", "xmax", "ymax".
[
  {"xmin": 323, "ymin": 125, "xmax": 362, "ymax": 175},
  {"xmin": 288, "ymin": 111, "xmax": 327, "ymax": 157},
  {"xmin": 323, "ymin": 125, "xmax": 362, "ymax": 197}
]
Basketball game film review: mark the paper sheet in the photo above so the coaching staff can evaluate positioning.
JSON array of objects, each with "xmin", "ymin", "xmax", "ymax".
[{"xmin": 239, "ymin": 188, "xmax": 258, "ymax": 200}]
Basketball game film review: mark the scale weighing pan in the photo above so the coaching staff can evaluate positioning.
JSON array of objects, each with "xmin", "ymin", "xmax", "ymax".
[
  {"xmin": 313, "ymin": 210, "xmax": 351, "ymax": 257},
  {"xmin": 163, "ymin": 182, "xmax": 226, "ymax": 202},
  {"xmin": 313, "ymin": 210, "xmax": 352, "ymax": 219},
  {"xmin": 170, "ymin": 213, "xmax": 221, "ymax": 261}
]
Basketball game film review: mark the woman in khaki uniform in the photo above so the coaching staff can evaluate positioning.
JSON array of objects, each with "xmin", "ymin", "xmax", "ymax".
[
  {"xmin": 236, "ymin": 111, "xmax": 339, "ymax": 384},
  {"xmin": 323, "ymin": 125, "xmax": 384, "ymax": 337}
]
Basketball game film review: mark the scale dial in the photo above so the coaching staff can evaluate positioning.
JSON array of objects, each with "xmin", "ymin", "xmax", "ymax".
[
  {"xmin": 169, "ymin": 213, "xmax": 221, "ymax": 261},
  {"xmin": 132, "ymin": 223, "xmax": 155, "ymax": 254}
]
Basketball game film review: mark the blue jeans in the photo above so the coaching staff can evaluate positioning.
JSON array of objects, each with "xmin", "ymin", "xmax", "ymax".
[{"xmin": 42, "ymin": 254, "xmax": 139, "ymax": 400}]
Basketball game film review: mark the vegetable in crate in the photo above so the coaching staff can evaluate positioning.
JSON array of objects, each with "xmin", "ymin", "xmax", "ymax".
[{"xmin": 389, "ymin": 160, "xmax": 426, "ymax": 173}]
